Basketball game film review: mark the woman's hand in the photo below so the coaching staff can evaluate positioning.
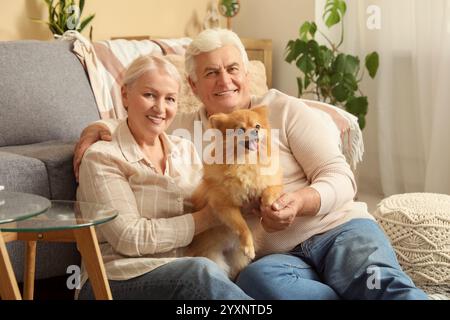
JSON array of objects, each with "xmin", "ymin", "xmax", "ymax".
[
  {"xmin": 192, "ymin": 205, "xmax": 220, "ymax": 235},
  {"xmin": 241, "ymin": 197, "xmax": 261, "ymax": 217},
  {"xmin": 73, "ymin": 123, "xmax": 112, "ymax": 181}
]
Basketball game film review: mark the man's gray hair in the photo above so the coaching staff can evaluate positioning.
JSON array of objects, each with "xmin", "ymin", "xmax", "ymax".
[{"xmin": 185, "ymin": 28, "xmax": 249, "ymax": 81}]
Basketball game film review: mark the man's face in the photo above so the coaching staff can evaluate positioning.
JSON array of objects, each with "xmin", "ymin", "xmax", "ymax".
[{"xmin": 189, "ymin": 45, "xmax": 251, "ymax": 115}]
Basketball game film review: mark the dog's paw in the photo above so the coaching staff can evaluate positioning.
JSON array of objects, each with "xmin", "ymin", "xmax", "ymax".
[
  {"xmin": 243, "ymin": 244, "xmax": 255, "ymax": 260},
  {"xmin": 261, "ymin": 185, "xmax": 283, "ymax": 207}
]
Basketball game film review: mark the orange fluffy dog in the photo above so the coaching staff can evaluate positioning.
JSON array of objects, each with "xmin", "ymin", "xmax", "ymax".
[{"xmin": 186, "ymin": 106, "xmax": 283, "ymax": 279}]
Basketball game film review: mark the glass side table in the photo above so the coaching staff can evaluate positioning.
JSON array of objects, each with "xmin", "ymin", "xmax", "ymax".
[
  {"xmin": 0, "ymin": 200, "xmax": 118, "ymax": 300},
  {"xmin": 0, "ymin": 191, "xmax": 51, "ymax": 300}
]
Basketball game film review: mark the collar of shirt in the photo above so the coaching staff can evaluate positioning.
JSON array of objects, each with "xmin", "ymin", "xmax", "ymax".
[
  {"xmin": 116, "ymin": 120, "xmax": 180, "ymax": 167},
  {"xmin": 200, "ymin": 96, "xmax": 257, "ymax": 122}
]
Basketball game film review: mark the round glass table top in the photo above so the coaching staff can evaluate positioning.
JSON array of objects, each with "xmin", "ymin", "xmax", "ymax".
[
  {"xmin": 0, "ymin": 200, "xmax": 118, "ymax": 232},
  {"xmin": 0, "ymin": 191, "xmax": 51, "ymax": 224}
]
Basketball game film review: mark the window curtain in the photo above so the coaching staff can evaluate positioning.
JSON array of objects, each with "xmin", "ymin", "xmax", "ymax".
[{"xmin": 316, "ymin": 0, "xmax": 450, "ymax": 195}]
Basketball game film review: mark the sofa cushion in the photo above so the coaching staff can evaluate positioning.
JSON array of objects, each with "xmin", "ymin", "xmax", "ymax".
[
  {"xmin": 2, "ymin": 141, "xmax": 77, "ymax": 200},
  {"xmin": 0, "ymin": 40, "xmax": 100, "ymax": 147},
  {"xmin": 0, "ymin": 150, "xmax": 50, "ymax": 198}
]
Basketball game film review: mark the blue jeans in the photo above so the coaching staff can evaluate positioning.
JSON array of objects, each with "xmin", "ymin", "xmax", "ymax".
[
  {"xmin": 236, "ymin": 219, "xmax": 428, "ymax": 300},
  {"xmin": 78, "ymin": 257, "xmax": 252, "ymax": 300}
]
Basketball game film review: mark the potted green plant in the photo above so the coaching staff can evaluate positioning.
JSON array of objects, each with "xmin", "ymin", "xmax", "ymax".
[
  {"xmin": 33, "ymin": 0, "xmax": 95, "ymax": 39},
  {"xmin": 285, "ymin": 0, "xmax": 379, "ymax": 129}
]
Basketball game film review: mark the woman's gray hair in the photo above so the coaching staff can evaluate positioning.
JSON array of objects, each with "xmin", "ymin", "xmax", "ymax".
[
  {"xmin": 123, "ymin": 54, "xmax": 181, "ymax": 89},
  {"xmin": 185, "ymin": 28, "xmax": 249, "ymax": 81}
]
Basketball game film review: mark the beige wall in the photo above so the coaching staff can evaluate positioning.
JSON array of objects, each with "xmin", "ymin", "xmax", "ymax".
[
  {"xmin": 1, "ymin": 0, "xmax": 313, "ymax": 94},
  {"xmin": 0, "ymin": 0, "xmax": 217, "ymax": 41},
  {"xmin": 232, "ymin": 0, "xmax": 315, "ymax": 95}
]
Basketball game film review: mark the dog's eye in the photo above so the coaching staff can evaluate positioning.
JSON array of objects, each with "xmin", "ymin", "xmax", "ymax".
[
  {"xmin": 236, "ymin": 128, "xmax": 245, "ymax": 135},
  {"xmin": 255, "ymin": 124, "xmax": 261, "ymax": 130}
]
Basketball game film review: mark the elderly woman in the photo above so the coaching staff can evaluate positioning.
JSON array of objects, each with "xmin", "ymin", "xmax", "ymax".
[{"xmin": 76, "ymin": 55, "xmax": 250, "ymax": 300}]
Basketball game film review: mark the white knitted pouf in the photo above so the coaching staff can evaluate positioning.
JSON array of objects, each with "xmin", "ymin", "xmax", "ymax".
[{"xmin": 373, "ymin": 193, "xmax": 450, "ymax": 297}]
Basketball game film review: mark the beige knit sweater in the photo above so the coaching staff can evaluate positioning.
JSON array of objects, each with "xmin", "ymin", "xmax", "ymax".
[{"xmin": 101, "ymin": 89, "xmax": 373, "ymax": 256}]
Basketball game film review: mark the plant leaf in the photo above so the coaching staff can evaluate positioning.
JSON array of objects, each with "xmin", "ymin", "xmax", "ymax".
[
  {"xmin": 332, "ymin": 53, "xmax": 346, "ymax": 74},
  {"xmin": 358, "ymin": 114, "xmax": 366, "ymax": 130},
  {"xmin": 345, "ymin": 96, "xmax": 368, "ymax": 116},
  {"xmin": 365, "ymin": 52, "xmax": 379, "ymax": 78},
  {"xmin": 285, "ymin": 39, "xmax": 306, "ymax": 63},
  {"xmin": 317, "ymin": 74, "xmax": 331, "ymax": 87},
  {"xmin": 50, "ymin": 21, "xmax": 64, "ymax": 34},
  {"xmin": 343, "ymin": 73, "xmax": 358, "ymax": 91},
  {"xmin": 297, "ymin": 55, "xmax": 315, "ymax": 74},
  {"xmin": 332, "ymin": 84, "xmax": 350, "ymax": 102},
  {"xmin": 318, "ymin": 46, "xmax": 333, "ymax": 67},
  {"xmin": 285, "ymin": 40, "xmax": 296, "ymax": 63},
  {"xmin": 323, "ymin": 0, "xmax": 347, "ymax": 28},
  {"xmin": 299, "ymin": 21, "xmax": 318, "ymax": 41},
  {"xmin": 309, "ymin": 22, "xmax": 317, "ymax": 38},
  {"xmin": 307, "ymin": 40, "xmax": 320, "ymax": 58},
  {"xmin": 304, "ymin": 75, "xmax": 311, "ymax": 89},
  {"xmin": 299, "ymin": 22, "xmax": 312, "ymax": 41},
  {"xmin": 297, "ymin": 77, "xmax": 303, "ymax": 97},
  {"xmin": 79, "ymin": 0, "xmax": 85, "ymax": 15},
  {"xmin": 330, "ymin": 73, "xmax": 342, "ymax": 86},
  {"xmin": 344, "ymin": 55, "xmax": 360, "ymax": 75},
  {"xmin": 325, "ymin": 11, "xmax": 340, "ymax": 28},
  {"xmin": 79, "ymin": 14, "xmax": 95, "ymax": 32}
]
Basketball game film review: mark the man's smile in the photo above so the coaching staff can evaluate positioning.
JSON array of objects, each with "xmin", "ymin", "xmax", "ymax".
[{"xmin": 214, "ymin": 89, "xmax": 238, "ymax": 96}]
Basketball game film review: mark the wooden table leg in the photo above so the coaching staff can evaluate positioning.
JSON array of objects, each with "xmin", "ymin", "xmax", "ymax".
[
  {"xmin": 0, "ymin": 232, "xmax": 22, "ymax": 300},
  {"xmin": 74, "ymin": 226, "xmax": 112, "ymax": 300},
  {"xmin": 23, "ymin": 241, "xmax": 37, "ymax": 300}
]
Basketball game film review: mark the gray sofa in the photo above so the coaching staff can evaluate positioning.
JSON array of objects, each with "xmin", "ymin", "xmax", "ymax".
[{"xmin": 0, "ymin": 40, "xmax": 100, "ymax": 291}]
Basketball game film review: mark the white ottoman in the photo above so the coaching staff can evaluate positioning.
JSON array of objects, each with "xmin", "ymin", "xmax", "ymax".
[{"xmin": 373, "ymin": 193, "xmax": 450, "ymax": 298}]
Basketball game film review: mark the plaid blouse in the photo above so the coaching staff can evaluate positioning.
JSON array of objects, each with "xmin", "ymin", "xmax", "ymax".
[{"xmin": 77, "ymin": 120, "xmax": 202, "ymax": 283}]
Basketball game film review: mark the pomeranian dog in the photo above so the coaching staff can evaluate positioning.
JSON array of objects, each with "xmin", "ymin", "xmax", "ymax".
[{"xmin": 186, "ymin": 105, "xmax": 283, "ymax": 279}]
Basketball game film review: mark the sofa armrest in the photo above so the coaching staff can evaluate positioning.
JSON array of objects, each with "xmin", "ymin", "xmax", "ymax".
[{"xmin": 301, "ymin": 99, "xmax": 364, "ymax": 169}]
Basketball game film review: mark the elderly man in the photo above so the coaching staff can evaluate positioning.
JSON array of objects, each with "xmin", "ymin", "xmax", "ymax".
[{"xmin": 74, "ymin": 28, "xmax": 427, "ymax": 300}]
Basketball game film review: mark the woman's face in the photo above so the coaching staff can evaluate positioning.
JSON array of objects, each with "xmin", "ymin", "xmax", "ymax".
[{"xmin": 122, "ymin": 69, "xmax": 179, "ymax": 142}]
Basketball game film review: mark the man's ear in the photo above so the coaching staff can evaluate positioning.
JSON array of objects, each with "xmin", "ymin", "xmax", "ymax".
[
  {"xmin": 245, "ymin": 68, "xmax": 251, "ymax": 83},
  {"xmin": 187, "ymin": 76, "xmax": 198, "ymax": 96}
]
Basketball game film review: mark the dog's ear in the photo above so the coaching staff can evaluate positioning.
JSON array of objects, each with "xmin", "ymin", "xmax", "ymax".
[
  {"xmin": 251, "ymin": 105, "xmax": 268, "ymax": 120},
  {"xmin": 209, "ymin": 113, "xmax": 228, "ymax": 129}
]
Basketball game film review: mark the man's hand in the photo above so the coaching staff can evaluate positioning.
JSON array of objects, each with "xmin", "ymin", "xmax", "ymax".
[
  {"xmin": 259, "ymin": 187, "xmax": 321, "ymax": 232},
  {"xmin": 73, "ymin": 123, "xmax": 112, "ymax": 182},
  {"xmin": 259, "ymin": 192, "xmax": 302, "ymax": 232}
]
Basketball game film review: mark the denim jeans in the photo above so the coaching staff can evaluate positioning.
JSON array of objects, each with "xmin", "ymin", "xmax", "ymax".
[
  {"xmin": 236, "ymin": 218, "xmax": 428, "ymax": 300},
  {"xmin": 78, "ymin": 257, "xmax": 252, "ymax": 300}
]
